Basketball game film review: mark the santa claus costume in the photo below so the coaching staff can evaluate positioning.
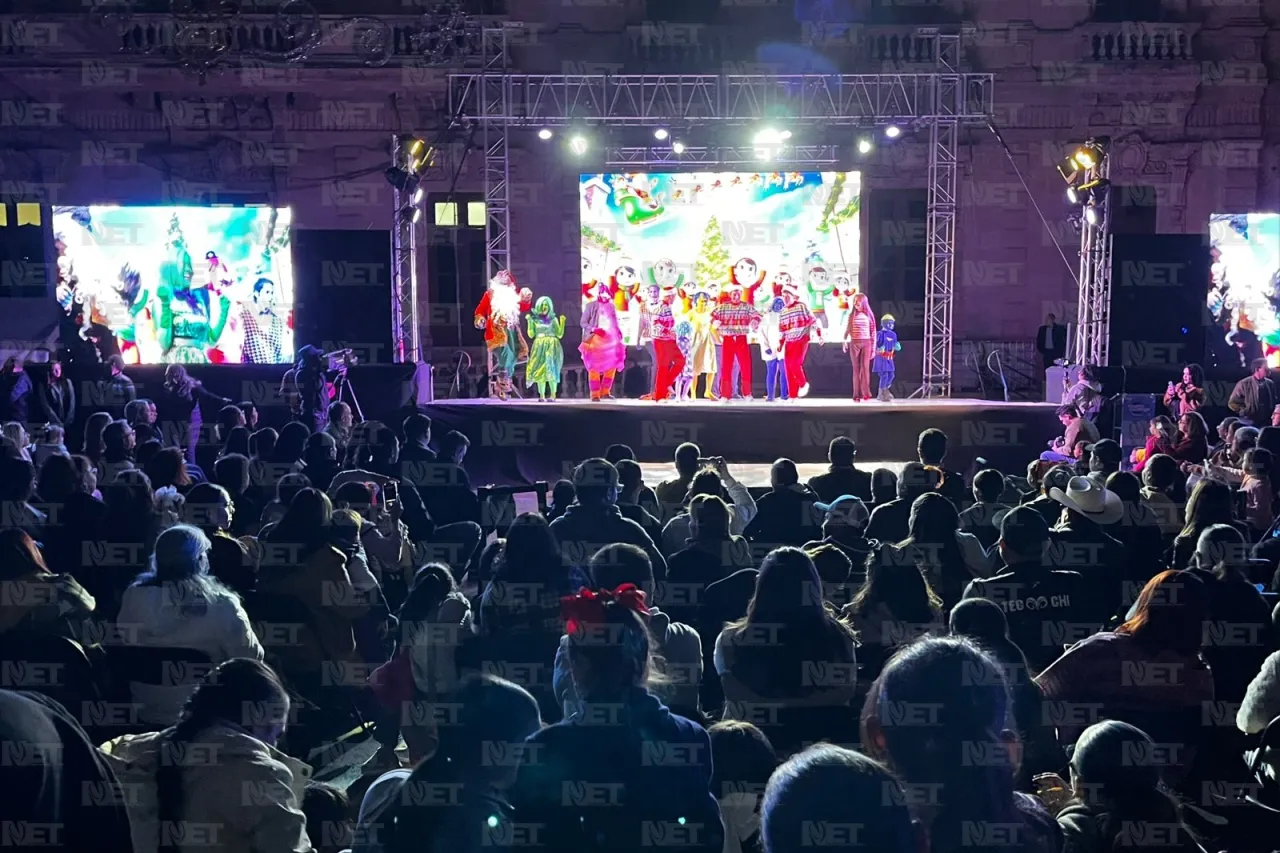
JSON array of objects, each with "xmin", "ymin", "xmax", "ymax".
[
  {"xmin": 649, "ymin": 282, "xmax": 685, "ymax": 401},
  {"xmin": 778, "ymin": 280, "xmax": 816, "ymax": 398},
  {"xmin": 473, "ymin": 270, "xmax": 532, "ymax": 399},
  {"xmin": 713, "ymin": 283, "xmax": 761, "ymax": 399},
  {"xmin": 579, "ymin": 281, "xmax": 626, "ymax": 400}
]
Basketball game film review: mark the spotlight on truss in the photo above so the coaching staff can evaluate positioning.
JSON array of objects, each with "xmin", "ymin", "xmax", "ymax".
[
  {"xmin": 537, "ymin": 128, "xmax": 553, "ymax": 141},
  {"xmin": 856, "ymin": 137, "xmax": 873, "ymax": 155},
  {"xmin": 569, "ymin": 134, "xmax": 589, "ymax": 156},
  {"xmin": 884, "ymin": 125, "xmax": 901, "ymax": 139},
  {"xmin": 385, "ymin": 167, "xmax": 420, "ymax": 194},
  {"xmin": 672, "ymin": 141, "xmax": 686, "ymax": 155},
  {"xmin": 654, "ymin": 128, "xmax": 669, "ymax": 141}
]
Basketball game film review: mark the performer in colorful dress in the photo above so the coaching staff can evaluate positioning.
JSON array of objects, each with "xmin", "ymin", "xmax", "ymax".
[
  {"xmin": 873, "ymin": 313, "xmax": 901, "ymax": 401},
  {"xmin": 713, "ymin": 283, "xmax": 761, "ymax": 399},
  {"xmin": 474, "ymin": 270, "xmax": 533, "ymax": 399},
  {"xmin": 153, "ymin": 259, "xmax": 231, "ymax": 364},
  {"xmin": 843, "ymin": 292, "xmax": 877, "ymax": 402},
  {"xmin": 646, "ymin": 282, "xmax": 684, "ymax": 401},
  {"xmin": 779, "ymin": 281, "xmax": 816, "ymax": 398},
  {"xmin": 525, "ymin": 296, "xmax": 566, "ymax": 401},
  {"xmin": 754, "ymin": 282, "xmax": 789, "ymax": 402},
  {"xmin": 673, "ymin": 319, "xmax": 695, "ymax": 401},
  {"xmin": 580, "ymin": 281, "xmax": 627, "ymax": 401},
  {"xmin": 686, "ymin": 286, "xmax": 720, "ymax": 400}
]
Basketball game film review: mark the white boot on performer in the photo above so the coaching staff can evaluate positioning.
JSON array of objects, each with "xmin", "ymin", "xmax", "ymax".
[{"xmin": 799, "ymin": 382, "xmax": 811, "ymax": 398}]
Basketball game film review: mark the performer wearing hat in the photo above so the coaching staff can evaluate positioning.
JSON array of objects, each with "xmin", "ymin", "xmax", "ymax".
[
  {"xmin": 649, "ymin": 282, "xmax": 686, "ymax": 401},
  {"xmin": 712, "ymin": 282, "xmax": 761, "ymax": 400},
  {"xmin": 778, "ymin": 280, "xmax": 816, "ymax": 398},
  {"xmin": 580, "ymin": 281, "xmax": 626, "ymax": 401},
  {"xmin": 873, "ymin": 313, "xmax": 901, "ymax": 401}
]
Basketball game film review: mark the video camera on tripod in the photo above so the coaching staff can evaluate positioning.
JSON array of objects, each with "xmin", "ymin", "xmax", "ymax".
[{"xmin": 325, "ymin": 348, "xmax": 358, "ymax": 374}]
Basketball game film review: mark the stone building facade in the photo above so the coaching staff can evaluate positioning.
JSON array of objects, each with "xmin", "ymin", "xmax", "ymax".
[{"xmin": 1, "ymin": 0, "xmax": 1275, "ymax": 389}]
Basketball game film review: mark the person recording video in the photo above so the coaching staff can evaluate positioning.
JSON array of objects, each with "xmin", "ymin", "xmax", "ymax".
[{"xmin": 287, "ymin": 345, "xmax": 333, "ymax": 433}]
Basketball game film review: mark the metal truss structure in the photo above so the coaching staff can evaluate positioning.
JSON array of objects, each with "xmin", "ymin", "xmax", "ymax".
[
  {"xmin": 606, "ymin": 146, "xmax": 840, "ymax": 167},
  {"xmin": 917, "ymin": 30, "xmax": 960, "ymax": 399},
  {"xmin": 442, "ymin": 32, "xmax": 994, "ymax": 395},
  {"xmin": 1075, "ymin": 154, "xmax": 1113, "ymax": 369},
  {"xmin": 390, "ymin": 134, "xmax": 419, "ymax": 364}
]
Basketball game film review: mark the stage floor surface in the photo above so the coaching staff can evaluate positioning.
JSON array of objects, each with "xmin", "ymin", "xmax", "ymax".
[{"xmin": 425, "ymin": 396, "xmax": 1059, "ymax": 487}]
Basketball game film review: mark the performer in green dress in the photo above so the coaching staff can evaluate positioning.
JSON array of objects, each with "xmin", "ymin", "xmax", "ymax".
[{"xmin": 525, "ymin": 296, "xmax": 566, "ymax": 401}]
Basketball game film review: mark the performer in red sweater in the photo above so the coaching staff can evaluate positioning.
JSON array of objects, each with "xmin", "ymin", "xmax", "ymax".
[
  {"xmin": 712, "ymin": 283, "xmax": 761, "ymax": 400},
  {"xmin": 649, "ymin": 283, "xmax": 685, "ymax": 401},
  {"xmin": 778, "ymin": 281, "xmax": 816, "ymax": 398}
]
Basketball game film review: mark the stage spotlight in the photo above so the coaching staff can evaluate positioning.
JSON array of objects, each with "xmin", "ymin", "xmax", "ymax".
[
  {"xmin": 884, "ymin": 125, "xmax": 901, "ymax": 139},
  {"xmin": 569, "ymin": 135, "xmax": 589, "ymax": 155},
  {"xmin": 412, "ymin": 186, "xmax": 425, "ymax": 205},
  {"xmin": 1067, "ymin": 185, "xmax": 1081, "ymax": 204},
  {"xmin": 672, "ymin": 141, "xmax": 686, "ymax": 154},
  {"xmin": 857, "ymin": 137, "xmax": 873, "ymax": 155},
  {"xmin": 753, "ymin": 128, "xmax": 784, "ymax": 145},
  {"xmin": 385, "ymin": 167, "xmax": 419, "ymax": 194},
  {"xmin": 537, "ymin": 128, "xmax": 553, "ymax": 140},
  {"xmin": 1084, "ymin": 204, "xmax": 1099, "ymax": 227},
  {"xmin": 654, "ymin": 128, "xmax": 669, "ymax": 141},
  {"xmin": 407, "ymin": 138, "xmax": 425, "ymax": 158},
  {"xmin": 780, "ymin": 130, "xmax": 792, "ymax": 140},
  {"xmin": 412, "ymin": 206, "xmax": 424, "ymax": 224}
]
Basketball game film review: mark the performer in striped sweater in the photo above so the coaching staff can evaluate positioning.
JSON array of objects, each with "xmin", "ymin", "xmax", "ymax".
[
  {"xmin": 779, "ymin": 281, "xmax": 816, "ymax": 398},
  {"xmin": 712, "ymin": 283, "xmax": 761, "ymax": 400}
]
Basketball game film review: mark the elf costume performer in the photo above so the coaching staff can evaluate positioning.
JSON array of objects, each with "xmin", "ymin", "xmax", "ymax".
[
  {"xmin": 803, "ymin": 262, "xmax": 834, "ymax": 342},
  {"xmin": 754, "ymin": 282, "xmax": 789, "ymax": 402},
  {"xmin": 525, "ymin": 296, "xmax": 566, "ymax": 401},
  {"xmin": 473, "ymin": 270, "xmax": 533, "ymax": 399},
  {"xmin": 873, "ymin": 313, "xmax": 902, "ymax": 401},
  {"xmin": 712, "ymin": 283, "xmax": 761, "ymax": 399},
  {"xmin": 153, "ymin": 216, "xmax": 231, "ymax": 364},
  {"xmin": 686, "ymin": 286, "xmax": 720, "ymax": 400},
  {"xmin": 779, "ymin": 281, "xmax": 817, "ymax": 398},
  {"xmin": 579, "ymin": 281, "xmax": 626, "ymax": 401},
  {"xmin": 649, "ymin": 282, "xmax": 685, "ymax": 401}
]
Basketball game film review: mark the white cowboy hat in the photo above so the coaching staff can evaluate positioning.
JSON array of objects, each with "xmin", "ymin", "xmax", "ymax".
[{"xmin": 1048, "ymin": 475, "xmax": 1124, "ymax": 525}]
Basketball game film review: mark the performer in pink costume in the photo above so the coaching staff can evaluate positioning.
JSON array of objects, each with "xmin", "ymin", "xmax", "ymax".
[{"xmin": 579, "ymin": 281, "xmax": 626, "ymax": 400}]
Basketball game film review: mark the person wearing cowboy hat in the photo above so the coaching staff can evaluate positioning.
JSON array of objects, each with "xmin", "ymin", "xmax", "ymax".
[
  {"xmin": 962, "ymin": 505, "xmax": 1097, "ymax": 673},
  {"xmin": 1044, "ymin": 474, "xmax": 1128, "ymax": 620},
  {"xmin": 777, "ymin": 280, "xmax": 816, "ymax": 399},
  {"xmin": 711, "ymin": 282, "xmax": 761, "ymax": 400}
]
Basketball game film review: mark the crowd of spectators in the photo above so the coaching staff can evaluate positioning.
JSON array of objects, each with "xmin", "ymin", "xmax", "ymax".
[{"xmin": 6, "ymin": 363, "xmax": 1280, "ymax": 853}]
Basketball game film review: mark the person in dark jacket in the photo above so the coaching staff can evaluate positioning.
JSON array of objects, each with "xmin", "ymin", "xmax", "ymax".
[
  {"xmin": 606, "ymin": 444, "xmax": 661, "ymax": 517},
  {"xmin": 958, "ymin": 468, "xmax": 1012, "ymax": 552},
  {"xmin": 0, "ymin": 689, "xmax": 136, "ymax": 853},
  {"xmin": 743, "ymin": 459, "xmax": 821, "ymax": 549},
  {"xmin": 805, "ymin": 436, "xmax": 872, "ymax": 504},
  {"xmin": 399, "ymin": 412, "xmax": 436, "ymax": 463},
  {"xmin": 411, "ymin": 430, "xmax": 481, "ymax": 529},
  {"xmin": 865, "ymin": 462, "xmax": 941, "ymax": 545},
  {"xmin": 33, "ymin": 358, "xmax": 76, "ymax": 427},
  {"xmin": 548, "ymin": 458, "xmax": 667, "ymax": 580},
  {"xmin": 1101, "ymin": 471, "xmax": 1166, "ymax": 587},
  {"xmin": 508, "ymin": 586, "xmax": 724, "ymax": 853},
  {"xmin": 160, "ymin": 364, "xmax": 231, "ymax": 466},
  {"xmin": 616, "ymin": 459, "xmax": 672, "ymax": 553},
  {"xmin": 665, "ymin": 494, "xmax": 753, "ymax": 626},
  {"xmin": 1043, "ymin": 477, "xmax": 1129, "ymax": 624},
  {"xmin": 104, "ymin": 354, "xmax": 136, "ymax": 415},
  {"xmin": 963, "ymin": 506, "xmax": 1099, "ymax": 674},
  {"xmin": 803, "ymin": 494, "xmax": 874, "ymax": 579},
  {"xmin": 917, "ymin": 428, "xmax": 967, "ymax": 508}
]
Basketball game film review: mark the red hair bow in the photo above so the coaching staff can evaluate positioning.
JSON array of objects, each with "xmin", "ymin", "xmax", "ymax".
[{"xmin": 561, "ymin": 584, "xmax": 648, "ymax": 636}]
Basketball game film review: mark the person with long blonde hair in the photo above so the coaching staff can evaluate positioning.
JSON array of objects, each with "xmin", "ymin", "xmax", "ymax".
[{"xmin": 842, "ymin": 292, "xmax": 877, "ymax": 401}]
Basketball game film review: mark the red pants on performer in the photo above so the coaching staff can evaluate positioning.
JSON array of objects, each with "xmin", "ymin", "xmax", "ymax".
[
  {"xmin": 849, "ymin": 338, "xmax": 873, "ymax": 399},
  {"xmin": 784, "ymin": 337, "xmax": 810, "ymax": 396},
  {"xmin": 720, "ymin": 335, "xmax": 752, "ymax": 398},
  {"xmin": 653, "ymin": 338, "xmax": 685, "ymax": 400}
]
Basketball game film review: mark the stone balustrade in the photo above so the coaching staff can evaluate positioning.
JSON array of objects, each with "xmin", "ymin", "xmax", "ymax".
[{"xmin": 1084, "ymin": 22, "xmax": 1197, "ymax": 61}]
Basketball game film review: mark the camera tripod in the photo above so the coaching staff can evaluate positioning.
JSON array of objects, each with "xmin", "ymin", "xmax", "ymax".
[{"xmin": 332, "ymin": 367, "xmax": 364, "ymax": 422}]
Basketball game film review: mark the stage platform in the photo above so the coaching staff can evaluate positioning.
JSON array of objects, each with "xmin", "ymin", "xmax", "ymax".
[{"xmin": 423, "ymin": 397, "xmax": 1060, "ymax": 488}]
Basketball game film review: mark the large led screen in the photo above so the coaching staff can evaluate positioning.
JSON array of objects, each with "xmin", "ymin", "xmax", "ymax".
[
  {"xmin": 52, "ymin": 205, "xmax": 294, "ymax": 364},
  {"xmin": 1209, "ymin": 213, "xmax": 1280, "ymax": 367},
  {"xmin": 580, "ymin": 171, "xmax": 862, "ymax": 344}
]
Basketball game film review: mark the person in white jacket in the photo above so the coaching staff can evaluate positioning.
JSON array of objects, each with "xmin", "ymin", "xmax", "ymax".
[
  {"xmin": 660, "ymin": 462, "xmax": 757, "ymax": 557},
  {"xmin": 116, "ymin": 524, "xmax": 264, "ymax": 726},
  {"xmin": 100, "ymin": 658, "xmax": 312, "ymax": 853},
  {"xmin": 1238, "ymin": 649, "xmax": 1280, "ymax": 735}
]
